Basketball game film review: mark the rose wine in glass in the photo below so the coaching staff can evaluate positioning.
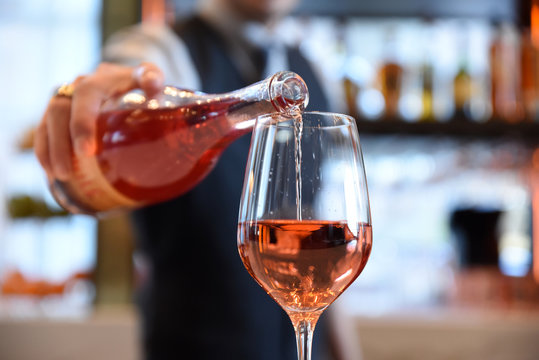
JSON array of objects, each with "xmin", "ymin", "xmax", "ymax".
[{"xmin": 238, "ymin": 112, "xmax": 372, "ymax": 360}]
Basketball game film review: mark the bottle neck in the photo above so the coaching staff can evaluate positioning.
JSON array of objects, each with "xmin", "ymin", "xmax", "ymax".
[
  {"xmin": 102, "ymin": 71, "xmax": 309, "ymax": 132},
  {"xmin": 224, "ymin": 71, "xmax": 309, "ymax": 130}
]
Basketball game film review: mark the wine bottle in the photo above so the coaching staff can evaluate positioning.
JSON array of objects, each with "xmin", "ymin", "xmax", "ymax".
[
  {"xmin": 378, "ymin": 28, "xmax": 403, "ymax": 120},
  {"xmin": 453, "ymin": 61, "xmax": 472, "ymax": 121},
  {"xmin": 50, "ymin": 71, "xmax": 309, "ymax": 216},
  {"xmin": 420, "ymin": 63, "xmax": 435, "ymax": 122}
]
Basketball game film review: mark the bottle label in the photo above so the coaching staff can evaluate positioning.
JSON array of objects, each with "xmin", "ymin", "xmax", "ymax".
[{"xmin": 70, "ymin": 155, "xmax": 138, "ymax": 212}]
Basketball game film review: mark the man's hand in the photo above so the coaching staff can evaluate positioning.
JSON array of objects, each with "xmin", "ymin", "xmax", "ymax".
[{"xmin": 34, "ymin": 62, "xmax": 164, "ymax": 181}]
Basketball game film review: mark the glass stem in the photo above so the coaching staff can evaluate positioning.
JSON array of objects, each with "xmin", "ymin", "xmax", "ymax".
[{"xmin": 293, "ymin": 316, "xmax": 319, "ymax": 360}]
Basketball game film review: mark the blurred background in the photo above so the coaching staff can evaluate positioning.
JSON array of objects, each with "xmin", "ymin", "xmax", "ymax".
[{"xmin": 1, "ymin": 0, "xmax": 539, "ymax": 359}]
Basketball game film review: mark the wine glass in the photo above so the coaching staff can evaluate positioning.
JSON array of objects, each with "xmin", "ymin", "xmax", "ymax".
[{"xmin": 237, "ymin": 111, "xmax": 372, "ymax": 360}]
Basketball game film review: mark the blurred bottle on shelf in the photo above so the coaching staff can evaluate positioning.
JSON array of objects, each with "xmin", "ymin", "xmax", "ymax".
[
  {"xmin": 453, "ymin": 61, "xmax": 472, "ymax": 121},
  {"xmin": 452, "ymin": 26, "xmax": 474, "ymax": 122},
  {"xmin": 338, "ymin": 19, "xmax": 361, "ymax": 117},
  {"xmin": 489, "ymin": 22, "xmax": 524, "ymax": 123},
  {"xmin": 379, "ymin": 62, "xmax": 403, "ymax": 119},
  {"xmin": 419, "ymin": 20, "xmax": 436, "ymax": 122},
  {"xmin": 490, "ymin": 22, "xmax": 504, "ymax": 121},
  {"xmin": 420, "ymin": 63, "xmax": 435, "ymax": 122},
  {"xmin": 342, "ymin": 56, "xmax": 375, "ymax": 119},
  {"xmin": 520, "ymin": 28, "xmax": 538, "ymax": 121},
  {"xmin": 378, "ymin": 27, "xmax": 403, "ymax": 120},
  {"xmin": 343, "ymin": 76, "xmax": 360, "ymax": 116}
]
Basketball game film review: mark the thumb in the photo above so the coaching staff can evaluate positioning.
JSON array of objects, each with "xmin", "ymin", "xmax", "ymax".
[{"xmin": 132, "ymin": 62, "xmax": 165, "ymax": 96}]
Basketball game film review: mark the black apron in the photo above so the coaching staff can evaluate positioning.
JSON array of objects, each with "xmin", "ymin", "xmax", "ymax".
[{"xmin": 132, "ymin": 16, "xmax": 331, "ymax": 360}]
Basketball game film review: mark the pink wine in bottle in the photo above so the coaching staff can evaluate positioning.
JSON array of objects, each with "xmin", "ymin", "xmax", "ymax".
[{"xmin": 50, "ymin": 71, "xmax": 309, "ymax": 215}]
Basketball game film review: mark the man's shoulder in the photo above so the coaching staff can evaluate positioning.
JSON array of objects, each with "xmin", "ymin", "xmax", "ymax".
[{"xmin": 103, "ymin": 21, "xmax": 201, "ymax": 89}]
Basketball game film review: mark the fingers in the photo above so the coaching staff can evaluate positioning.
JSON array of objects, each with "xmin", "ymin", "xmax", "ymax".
[
  {"xmin": 35, "ymin": 97, "xmax": 72, "ymax": 181},
  {"xmin": 39, "ymin": 62, "xmax": 165, "ymax": 180},
  {"xmin": 47, "ymin": 97, "xmax": 74, "ymax": 179},
  {"xmin": 70, "ymin": 62, "xmax": 165, "ymax": 157},
  {"xmin": 132, "ymin": 62, "xmax": 165, "ymax": 96},
  {"xmin": 70, "ymin": 80, "xmax": 102, "ymax": 156},
  {"xmin": 34, "ymin": 115, "xmax": 52, "ymax": 175}
]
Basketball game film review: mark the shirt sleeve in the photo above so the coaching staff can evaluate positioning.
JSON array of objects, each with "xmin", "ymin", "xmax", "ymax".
[{"xmin": 102, "ymin": 23, "xmax": 201, "ymax": 90}]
